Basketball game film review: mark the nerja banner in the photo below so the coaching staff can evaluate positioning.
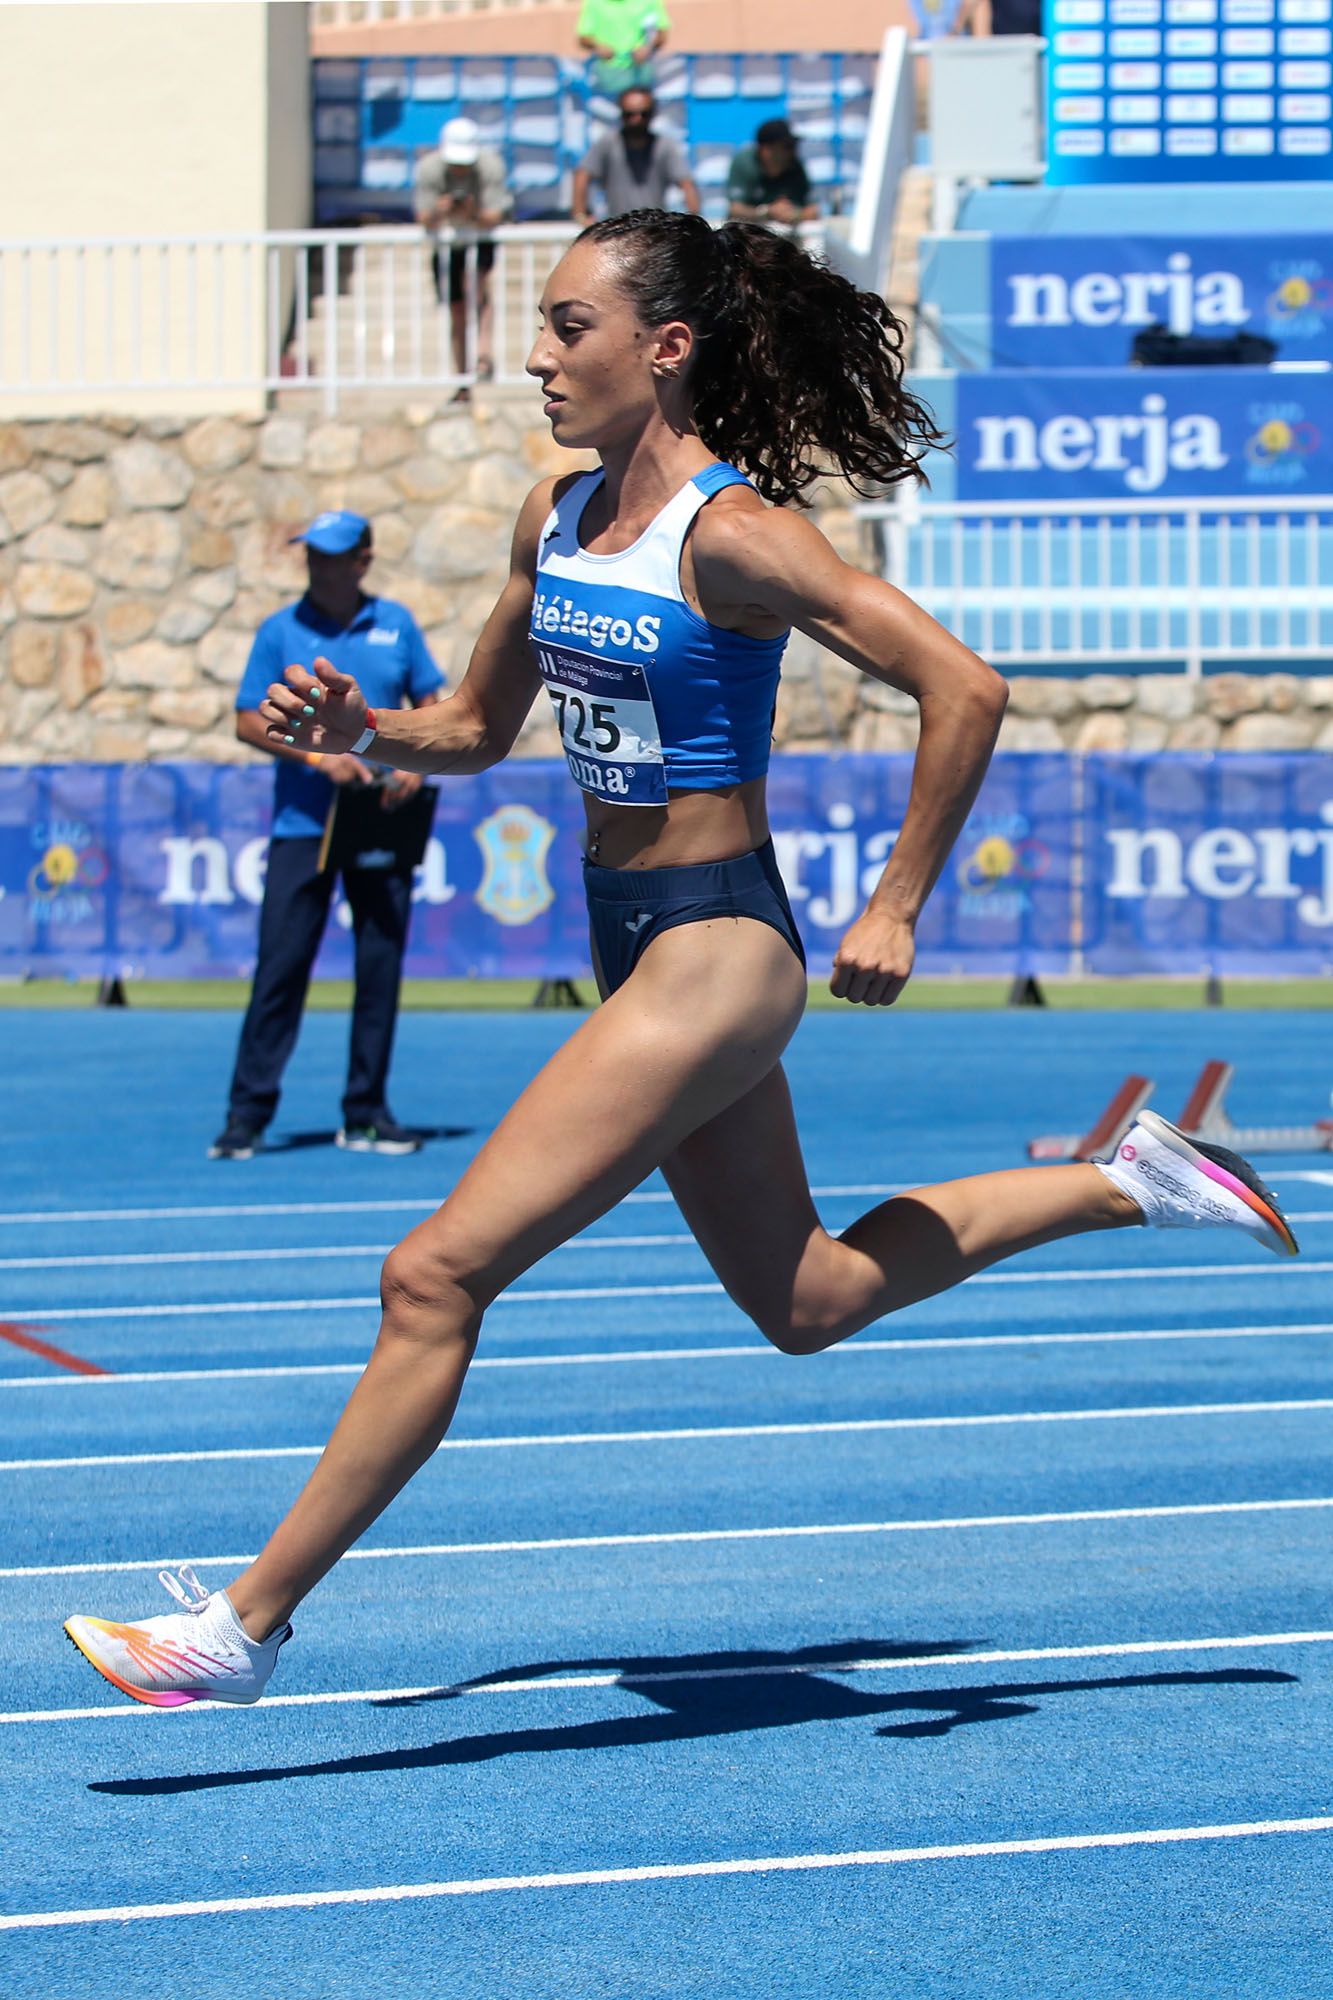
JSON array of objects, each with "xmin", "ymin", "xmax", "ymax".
[
  {"xmin": 0, "ymin": 756, "xmax": 1076, "ymax": 982},
  {"xmin": 4, "ymin": 754, "xmax": 1333, "ymax": 982},
  {"xmin": 955, "ymin": 367, "xmax": 1333, "ymax": 501},
  {"xmin": 988, "ymin": 234, "xmax": 1333, "ymax": 369}
]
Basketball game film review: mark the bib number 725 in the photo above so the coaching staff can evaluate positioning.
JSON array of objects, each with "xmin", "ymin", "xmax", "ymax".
[{"xmin": 551, "ymin": 689, "xmax": 621, "ymax": 756}]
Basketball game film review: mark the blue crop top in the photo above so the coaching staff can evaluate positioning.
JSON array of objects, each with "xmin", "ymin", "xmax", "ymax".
[{"xmin": 529, "ymin": 460, "xmax": 788, "ymax": 808}]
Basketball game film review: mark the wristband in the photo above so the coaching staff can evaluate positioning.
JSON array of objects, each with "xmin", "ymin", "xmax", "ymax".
[{"xmin": 349, "ymin": 709, "xmax": 378, "ymax": 755}]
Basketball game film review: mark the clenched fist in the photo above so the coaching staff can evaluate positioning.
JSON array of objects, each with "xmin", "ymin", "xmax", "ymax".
[{"xmin": 260, "ymin": 656, "xmax": 371, "ymax": 757}]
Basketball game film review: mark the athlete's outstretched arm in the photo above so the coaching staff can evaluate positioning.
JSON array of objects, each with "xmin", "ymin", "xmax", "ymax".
[
  {"xmin": 693, "ymin": 504, "xmax": 1009, "ymax": 1004},
  {"xmin": 258, "ymin": 479, "xmax": 557, "ymax": 777}
]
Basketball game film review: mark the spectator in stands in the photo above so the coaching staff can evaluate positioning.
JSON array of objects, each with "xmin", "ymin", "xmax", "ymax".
[
  {"xmin": 414, "ymin": 116, "xmax": 512, "ymax": 401},
  {"xmin": 573, "ymin": 88, "xmax": 700, "ymax": 224},
  {"xmin": 577, "ymin": 0, "xmax": 670, "ymax": 96},
  {"xmin": 208, "ymin": 511, "xmax": 444, "ymax": 1164},
  {"xmin": 727, "ymin": 119, "xmax": 818, "ymax": 229}
]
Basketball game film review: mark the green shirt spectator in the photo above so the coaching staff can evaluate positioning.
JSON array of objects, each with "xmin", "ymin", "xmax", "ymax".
[
  {"xmin": 577, "ymin": 0, "xmax": 669, "ymax": 95},
  {"xmin": 727, "ymin": 120, "xmax": 819, "ymax": 227}
]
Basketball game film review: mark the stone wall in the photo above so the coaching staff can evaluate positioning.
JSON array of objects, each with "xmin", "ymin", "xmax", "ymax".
[
  {"xmin": 2, "ymin": 402, "xmax": 1331, "ymax": 765},
  {"xmin": 849, "ymin": 669, "xmax": 1333, "ymax": 755}
]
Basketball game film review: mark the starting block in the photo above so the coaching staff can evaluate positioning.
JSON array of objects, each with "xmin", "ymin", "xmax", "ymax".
[
  {"xmin": 1027, "ymin": 1074, "xmax": 1155, "ymax": 1161},
  {"xmin": 1172, "ymin": 1058, "xmax": 1333, "ymax": 1155},
  {"xmin": 1027, "ymin": 1058, "xmax": 1333, "ymax": 1161}
]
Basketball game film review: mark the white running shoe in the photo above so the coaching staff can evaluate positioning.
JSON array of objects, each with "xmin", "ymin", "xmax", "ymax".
[
  {"xmin": 64, "ymin": 1565, "xmax": 291, "ymax": 1708},
  {"xmin": 1095, "ymin": 1109, "xmax": 1299, "ymax": 1258}
]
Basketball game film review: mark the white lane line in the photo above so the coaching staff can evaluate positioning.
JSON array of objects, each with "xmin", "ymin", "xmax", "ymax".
[
  {"xmin": 0, "ymin": 1235, "xmax": 691, "ymax": 1273},
  {"xmin": 7, "ymin": 1397, "xmax": 1333, "ymax": 1474},
  {"xmin": 0, "ymin": 1297, "xmax": 382, "ymax": 1325},
  {"xmin": 9, "ymin": 1627, "xmax": 1333, "ymax": 1726},
  {"xmin": 6, "ymin": 1319, "xmax": 1333, "ymax": 1391},
  {"xmin": 8, "ymin": 1260, "xmax": 1333, "ymax": 1326},
  {"xmin": 976, "ymin": 1261, "xmax": 1333, "ymax": 1285},
  {"xmin": 6, "ymin": 1495, "xmax": 1332, "ymax": 1581},
  {"xmin": 0, "ymin": 1177, "xmax": 1325, "ymax": 1232},
  {"xmin": 0, "ymin": 1185, "xmax": 907, "ymax": 1230},
  {"xmin": 5, "ymin": 1217, "xmax": 1332, "ymax": 1274},
  {"xmin": 3, "ymin": 1817, "xmax": 1331, "ymax": 1930}
]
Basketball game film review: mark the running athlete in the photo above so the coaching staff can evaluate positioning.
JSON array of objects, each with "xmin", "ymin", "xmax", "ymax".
[{"xmin": 65, "ymin": 212, "xmax": 1298, "ymax": 1707}]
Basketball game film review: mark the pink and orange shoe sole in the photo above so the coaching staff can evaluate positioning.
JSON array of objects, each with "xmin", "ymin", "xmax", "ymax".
[
  {"xmin": 1138, "ymin": 1110, "xmax": 1300, "ymax": 1258},
  {"xmin": 64, "ymin": 1615, "xmax": 210, "ymax": 1707}
]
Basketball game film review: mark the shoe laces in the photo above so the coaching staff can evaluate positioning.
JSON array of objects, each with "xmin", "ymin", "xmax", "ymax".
[{"xmin": 157, "ymin": 1563, "xmax": 211, "ymax": 1615}]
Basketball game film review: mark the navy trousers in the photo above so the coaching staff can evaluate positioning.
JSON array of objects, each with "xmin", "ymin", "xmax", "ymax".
[{"xmin": 225, "ymin": 836, "xmax": 413, "ymax": 1132}]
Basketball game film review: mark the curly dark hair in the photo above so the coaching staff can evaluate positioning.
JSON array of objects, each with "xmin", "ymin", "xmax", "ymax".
[{"xmin": 578, "ymin": 209, "xmax": 945, "ymax": 506}]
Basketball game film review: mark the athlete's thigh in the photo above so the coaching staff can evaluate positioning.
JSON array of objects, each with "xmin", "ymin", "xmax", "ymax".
[
  {"xmin": 661, "ymin": 1062, "xmax": 825, "ymax": 1325},
  {"xmin": 408, "ymin": 915, "xmax": 807, "ymax": 1301}
]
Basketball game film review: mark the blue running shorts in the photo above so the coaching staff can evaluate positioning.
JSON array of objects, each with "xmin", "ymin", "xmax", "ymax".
[{"xmin": 584, "ymin": 837, "xmax": 806, "ymax": 996}]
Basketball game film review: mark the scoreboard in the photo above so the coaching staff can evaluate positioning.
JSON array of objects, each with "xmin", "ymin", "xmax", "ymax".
[{"xmin": 1046, "ymin": 0, "xmax": 1333, "ymax": 179}]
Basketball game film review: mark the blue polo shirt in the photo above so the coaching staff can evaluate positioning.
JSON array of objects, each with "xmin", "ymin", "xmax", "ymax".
[{"xmin": 236, "ymin": 594, "xmax": 445, "ymax": 839}]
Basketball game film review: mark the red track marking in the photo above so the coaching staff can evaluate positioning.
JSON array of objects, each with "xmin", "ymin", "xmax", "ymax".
[{"xmin": 0, "ymin": 1323, "xmax": 110, "ymax": 1377}]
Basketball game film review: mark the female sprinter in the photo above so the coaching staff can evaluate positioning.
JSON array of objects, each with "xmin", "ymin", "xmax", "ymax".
[{"xmin": 65, "ymin": 212, "xmax": 1297, "ymax": 1706}]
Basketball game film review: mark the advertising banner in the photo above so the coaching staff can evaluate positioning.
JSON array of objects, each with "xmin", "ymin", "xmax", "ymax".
[
  {"xmin": 989, "ymin": 233, "xmax": 1333, "ymax": 367},
  {"xmin": 0, "ymin": 762, "xmax": 591, "ymax": 985},
  {"xmin": 955, "ymin": 367, "xmax": 1333, "ymax": 500},
  {"xmin": 1082, "ymin": 751, "xmax": 1333, "ymax": 972},
  {"xmin": 1044, "ymin": 0, "xmax": 1333, "ymax": 186},
  {"xmin": 770, "ymin": 753, "xmax": 1077, "ymax": 976},
  {"xmin": 0, "ymin": 757, "xmax": 1077, "ymax": 983},
  {"xmin": 6, "ymin": 756, "xmax": 1331, "ymax": 984}
]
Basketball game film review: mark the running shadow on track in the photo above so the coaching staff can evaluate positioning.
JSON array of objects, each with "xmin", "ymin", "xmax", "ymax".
[
  {"xmin": 88, "ymin": 1648, "xmax": 1297, "ymax": 1796},
  {"xmin": 375, "ymin": 1637, "xmax": 975, "ymax": 1706}
]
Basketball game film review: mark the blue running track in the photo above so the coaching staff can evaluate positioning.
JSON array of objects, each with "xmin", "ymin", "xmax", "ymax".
[{"xmin": 1, "ymin": 1007, "xmax": 1330, "ymax": 1996}]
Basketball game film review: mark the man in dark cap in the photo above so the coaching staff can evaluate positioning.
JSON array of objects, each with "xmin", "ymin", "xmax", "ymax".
[
  {"xmin": 210, "ymin": 511, "xmax": 444, "ymax": 1161},
  {"xmin": 726, "ymin": 118, "xmax": 819, "ymax": 228}
]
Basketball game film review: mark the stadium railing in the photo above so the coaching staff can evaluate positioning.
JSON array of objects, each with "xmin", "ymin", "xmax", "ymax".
[
  {"xmin": 858, "ymin": 492, "xmax": 1333, "ymax": 677},
  {"xmin": 0, "ymin": 218, "xmax": 839, "ymax": 415}
]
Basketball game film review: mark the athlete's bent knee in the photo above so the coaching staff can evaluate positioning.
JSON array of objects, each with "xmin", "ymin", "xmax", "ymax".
[
  {"xmin": 749, "ymin": 1301, "xmax": 843, "ymax": 1358},
  {"xmin": 379, "ymin": 1236, "xmax": 484, "ymax": 1350},
  {"xmin": 761, "ymin": 1326, "xmax": 824, "ymax": 1357}
]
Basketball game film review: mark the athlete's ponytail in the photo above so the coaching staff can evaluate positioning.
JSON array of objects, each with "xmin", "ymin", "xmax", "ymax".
[{"xmin": 580, "ymin": 209, "xmax": 944, "ymax": 506}]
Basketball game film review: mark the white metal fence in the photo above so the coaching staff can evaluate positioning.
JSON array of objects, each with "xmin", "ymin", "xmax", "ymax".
[
  {"xmin": 0, "ymin": 217, "xmax": 841, "ymax": 416},
  {"xmin": 0, "ymin": 224, "xmax": 586, "ymax": 412},
  {"xmin": 858, "ymin": 494, "xmax": 1333, "ymax": 677}
]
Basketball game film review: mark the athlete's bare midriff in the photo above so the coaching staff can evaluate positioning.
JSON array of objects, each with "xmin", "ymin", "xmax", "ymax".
[{"xmin": 582, "ymin": 775, "xmax": 770, "ymax": 869}]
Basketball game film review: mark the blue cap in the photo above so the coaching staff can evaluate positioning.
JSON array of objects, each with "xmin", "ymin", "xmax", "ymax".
[{"xmin": 291, "ymin": 510, "xmax": 371, "ymax": 556}]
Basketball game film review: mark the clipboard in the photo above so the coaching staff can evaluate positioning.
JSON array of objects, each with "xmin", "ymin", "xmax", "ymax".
[{"xmin": 317, "ymin": 780, "xmax": 439, "ymax": 875}]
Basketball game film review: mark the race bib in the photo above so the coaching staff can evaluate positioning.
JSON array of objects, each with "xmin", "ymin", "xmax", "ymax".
[{"xmin": 532, "ymin": 639, "xmax": 667, "ymax": 807}]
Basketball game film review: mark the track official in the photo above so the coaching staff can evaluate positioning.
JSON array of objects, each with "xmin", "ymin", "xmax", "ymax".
[{"xmin": 210, "ymin": 510, "xmax": 444, "ymax": 1161}]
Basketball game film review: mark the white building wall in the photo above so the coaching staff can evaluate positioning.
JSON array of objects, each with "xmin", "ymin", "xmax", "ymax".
[{"xmin": 0, "ymin": 2, "xmax": 310, "ymax": 416}]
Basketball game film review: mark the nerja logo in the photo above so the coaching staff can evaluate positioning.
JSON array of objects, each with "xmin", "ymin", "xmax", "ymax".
[{"xmin": 971, "ymin": 393, "xmax": 1227, "ymax": 494}]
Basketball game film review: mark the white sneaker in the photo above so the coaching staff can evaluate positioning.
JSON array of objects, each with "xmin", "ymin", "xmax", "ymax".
[
  {"xmin": 64, "ymin": 1565, "xmax": 291, "ymax": 1708},
  {"xmin": 1095, "ymin": 1109, "xmax": 1299, "ymax": 1258}
]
